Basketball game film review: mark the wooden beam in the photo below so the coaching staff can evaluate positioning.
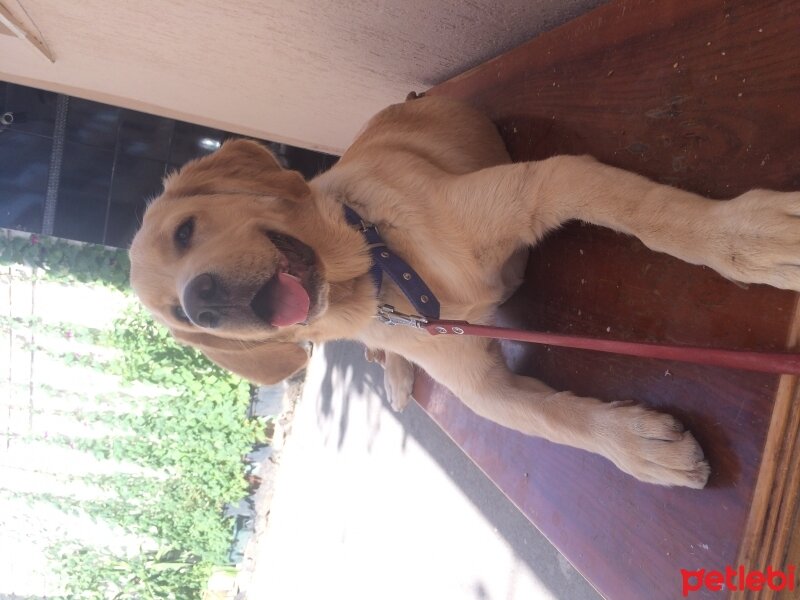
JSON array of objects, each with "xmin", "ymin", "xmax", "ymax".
[
  {"xmin": 423, "ymin": 0, "xmax": 800, "ymax": 597},
  {"xmin": 0, "ymin": 1, "xmax": 54, "ymax": 63},
  {"xmin": 734, "ymin": 298, "xmax": 800, "ymax": 599}
]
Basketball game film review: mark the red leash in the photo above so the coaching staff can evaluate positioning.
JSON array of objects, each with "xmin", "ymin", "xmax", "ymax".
[{"xmin": 377, "ymin": 305, "xmax": 800, "ymax": 375}]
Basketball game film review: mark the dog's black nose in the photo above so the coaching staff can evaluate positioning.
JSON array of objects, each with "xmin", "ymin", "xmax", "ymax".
[{"xmin": 183, "ymin": 273, "xmax": 222, "ymax": 328}]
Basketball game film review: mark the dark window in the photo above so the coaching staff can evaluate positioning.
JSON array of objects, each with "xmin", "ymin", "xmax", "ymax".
[
  {"xmin": 283, "ymin": 145, "xmax": 339, "ymax": 179},
  {"xmin": 119, "ymin": 109, "xmax": 174, "ymax": 161},
  {"xmin": 169, "ymin": 121, "xmax": 226, "ymax": 166},
  {"xmin": 0, "ymin": 130, "xmax": 50, "ymax": 232},
  {"xmin": 104, "ymin": 154, "xmax": 165, "ymax": 246},
  {"xmin": 66, "ymin": 98, "xmax": 120, "ymax": 149},
  {"xmin": 54, "ymin": 142, "xmax": 114, "ymax": 243},
  {"xmin": 0, "ymin": 81, "xmax": 339, "ymax": 247},
  {"xmin": 2, "ymin": 83, "xmax": 57, "ymax": 138},
  {"xmin": 105, "ymin": 202, "xmax": 146, "ymax": 249},
  {"xmin": 110, "ymin": 154, "xmax": 166, "ymax": 206}
]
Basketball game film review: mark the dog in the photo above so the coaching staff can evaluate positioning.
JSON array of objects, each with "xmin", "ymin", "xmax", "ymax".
[{"xmin": 130, "ymin": 95, "xmax": 800, "ymax": 488}]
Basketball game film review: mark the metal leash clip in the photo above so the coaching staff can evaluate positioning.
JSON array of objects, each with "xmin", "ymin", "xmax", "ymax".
[{"xmin": 376, "ymin": 304, "xmax": 428, "ymax": 329}]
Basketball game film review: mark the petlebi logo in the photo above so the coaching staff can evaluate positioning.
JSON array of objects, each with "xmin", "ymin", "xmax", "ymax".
[{"xmin": 681, "ymin": 565, "xmax": 797, "ymax": 596}]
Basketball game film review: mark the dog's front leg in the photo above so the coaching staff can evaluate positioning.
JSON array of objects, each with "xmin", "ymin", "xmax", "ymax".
[
  {"xmin": 415, "ymin": 337, "xmax": 709, "ymax": 488},
  {"xmin": 365, "ymin": 347, "xmax": 415, "ymax": 412},
  {"xmin": 448, "ymin": 156, "xmax": 800, "ymax": 290}
]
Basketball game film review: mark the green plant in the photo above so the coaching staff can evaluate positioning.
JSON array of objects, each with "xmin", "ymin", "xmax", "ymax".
[
  {"xmin": 50, "ymin": 543, "xmax": 208, "ymax": 600},
  {"xmin": 0, "ymin": 229, "xmax": 130, "ymax": 290},
  {"xmin": 35, "ymin": 304, "xmax": 262, "ymax": 594},
  {"xmin": 0, "ymin": 315, "xmax": 105, "ymax": 344},
  {"xmin": 2, "ymin": 231, "xmax": 264, "ymax": 597}
]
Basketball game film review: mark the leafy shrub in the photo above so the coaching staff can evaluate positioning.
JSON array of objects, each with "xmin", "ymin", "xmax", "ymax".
[
  {"xmin": 52, "ymin": 544, "xmax": 207, "ymax": 600},
  {"xmin": 0, "ymin": 230, "xmax": 130, "ymax": 291},
  {"xmin": 41, "ymin": 304, "xmax": 263, "ymax": 597},
  {"xmin": 1, "ymin": 231, "xmax": 263, "ymax": 597}
]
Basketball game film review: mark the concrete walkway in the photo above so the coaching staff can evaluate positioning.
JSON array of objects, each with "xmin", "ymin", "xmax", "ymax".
[{"xmin": 248, "ymin": 340, "xmax": 601, "ymax": 600}]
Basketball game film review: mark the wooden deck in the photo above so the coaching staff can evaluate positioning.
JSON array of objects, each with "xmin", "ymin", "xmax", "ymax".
[{"xmin": 418, "ymin": 1, "xmax": 800, "ymax": 598}]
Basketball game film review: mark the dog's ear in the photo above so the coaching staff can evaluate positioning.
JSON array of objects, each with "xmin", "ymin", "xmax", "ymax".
[
  {"xmin": 163, "ymin": 139, "xmax": 309, "ymax": 200},
  {"xmin": 172, "ymin": 328, "xmax": 309, "ymax": 385}
]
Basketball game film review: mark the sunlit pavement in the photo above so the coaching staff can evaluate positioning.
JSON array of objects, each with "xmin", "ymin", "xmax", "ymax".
[{"xmin": 248, "ymin": 340, "xmax": 600, "ymax": 600}]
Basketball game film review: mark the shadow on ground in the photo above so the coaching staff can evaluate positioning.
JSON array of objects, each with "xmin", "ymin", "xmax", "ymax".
[{"xmin": 315, "ymin": 340, "xmax": 599, "ymax": 600}]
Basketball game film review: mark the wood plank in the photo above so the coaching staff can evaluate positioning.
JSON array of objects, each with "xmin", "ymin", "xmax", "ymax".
[
  {"xmin": 733, "ymin": 301, "xmax": 800, "ymax": 600},
  {"xmin": 0, "ymin": 2, "xmax": 54, "ymax": 63},
  {"xmin": 417, "ymin": 0, "xmax": 800, "ymax": 598}
]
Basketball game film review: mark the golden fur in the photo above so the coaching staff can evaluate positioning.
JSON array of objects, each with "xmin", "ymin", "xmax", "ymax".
[{"xmin": 131, "ymin": 96, "xmax": 800, "ymax": 488}]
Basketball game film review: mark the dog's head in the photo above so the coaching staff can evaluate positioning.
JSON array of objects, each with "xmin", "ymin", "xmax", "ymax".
[{"xmin": 129, "ymin": 139, "xmax": 329, "ymax": 384}]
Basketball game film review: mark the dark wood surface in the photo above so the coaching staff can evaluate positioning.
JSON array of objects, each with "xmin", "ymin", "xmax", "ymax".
[{"xmin": 416, "ymin": 0, "xmax": 800, "ymax": 598}]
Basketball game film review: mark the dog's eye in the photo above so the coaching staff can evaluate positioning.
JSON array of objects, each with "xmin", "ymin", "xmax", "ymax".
[
  {"xmin": 174, "ymin": 218, "xmax": 195, "ymax": 249},
  {"xmin": 173, "ymin": 305, "xmax": 191, "ymax": 323}
]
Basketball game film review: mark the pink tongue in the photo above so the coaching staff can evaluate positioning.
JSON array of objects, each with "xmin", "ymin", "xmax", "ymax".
[{"xmin": 270, "ymin": 272, "xmax": 310, "ymax": 327}]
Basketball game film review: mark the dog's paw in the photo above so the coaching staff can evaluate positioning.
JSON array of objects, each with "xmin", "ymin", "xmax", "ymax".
[
  {"xmin": 710, "ymin": 190, "xmax": 800, "ymax": 291},
  {"xmin": 364, "ymin": 347, "xmax": 386, "ymax": 366},
  {"xmin": 383, "ymin": 352, "xmax": 415, "ymax": 412},
  {"xmin": 596, "ymin": 402, "xmax": 710, "ymax": 488}
]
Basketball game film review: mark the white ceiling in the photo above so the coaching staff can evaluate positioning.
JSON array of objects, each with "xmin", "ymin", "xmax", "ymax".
[{"xmin": 0, "ymin": 0, "xmax": 605, "ymax": 153}]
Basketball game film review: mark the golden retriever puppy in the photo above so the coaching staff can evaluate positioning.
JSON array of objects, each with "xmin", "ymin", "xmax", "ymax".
[{"xmin": 130, "ymin": 96, "xmax": 800, "ymax": 488}]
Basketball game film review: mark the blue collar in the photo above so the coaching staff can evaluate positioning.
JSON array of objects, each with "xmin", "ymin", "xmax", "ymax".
[{"xmin": 343, "ymin": 205, "xmax": 441, "ymax": 319}]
